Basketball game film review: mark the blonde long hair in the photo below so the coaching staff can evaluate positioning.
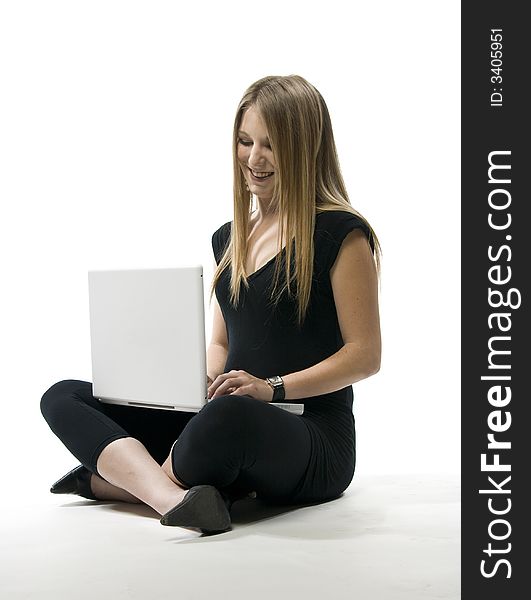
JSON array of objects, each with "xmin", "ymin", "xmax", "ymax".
[{"xmin": 209, "ymin": 75, "xmax": 382, "ymax": 328}]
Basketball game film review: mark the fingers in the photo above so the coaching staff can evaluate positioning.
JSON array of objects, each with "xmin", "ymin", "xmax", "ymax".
[
  {"xmin": 208, "ymin": 370, "xmax": 246, "ymax": 399},
  {"xmin": 210, "ymin": 378, "xmax": 239, "ymax": 398}
]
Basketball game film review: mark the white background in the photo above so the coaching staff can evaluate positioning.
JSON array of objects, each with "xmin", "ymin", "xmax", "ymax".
[{"xmin": 0, "ymin": 1, "xmax": 460, "ymax": 494}]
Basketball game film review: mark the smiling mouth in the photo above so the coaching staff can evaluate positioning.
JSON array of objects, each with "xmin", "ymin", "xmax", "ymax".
[{"xmin": 248, "ymin": 167, "xmax": 274, "ymax": 180}]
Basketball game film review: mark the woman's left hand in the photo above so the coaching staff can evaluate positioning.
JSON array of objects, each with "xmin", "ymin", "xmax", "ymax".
[{"xmin": 207, "ymin": 369, "xmax": 273, "ymax": 402}]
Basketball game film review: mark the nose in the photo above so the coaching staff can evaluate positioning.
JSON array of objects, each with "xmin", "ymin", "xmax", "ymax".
[{"xmin": 247, "ymin": 144, "xmax": 268, "ymax": 169}]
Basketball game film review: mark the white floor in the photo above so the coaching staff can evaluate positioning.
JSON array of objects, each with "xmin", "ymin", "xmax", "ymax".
[{"xmin": 0, "ymin": 473, "xmax": 460, "ymax": 600}]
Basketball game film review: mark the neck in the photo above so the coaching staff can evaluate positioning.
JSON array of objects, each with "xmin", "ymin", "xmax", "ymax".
[{"xmin": 254, "ymin": 196, "xmax": 279, "ymax": 220}]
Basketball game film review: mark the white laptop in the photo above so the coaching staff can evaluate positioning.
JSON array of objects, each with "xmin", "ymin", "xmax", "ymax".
[{"xmin": 88, "ymin": 266, "xmax": 304, "ymax": 415}]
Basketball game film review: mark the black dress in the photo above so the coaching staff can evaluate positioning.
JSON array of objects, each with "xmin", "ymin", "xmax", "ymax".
[{"xmin": 212, "ymin": 209, "xmax": 374, "ymax": 503}]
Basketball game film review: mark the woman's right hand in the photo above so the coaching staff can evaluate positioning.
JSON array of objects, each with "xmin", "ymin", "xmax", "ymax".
[{"xmin": 207, "ymin": 373, "xmax": 236, "ymax": 399}]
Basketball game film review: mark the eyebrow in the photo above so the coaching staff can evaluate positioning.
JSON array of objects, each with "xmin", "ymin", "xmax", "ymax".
[{"xmin": 238, "ymin": 130, "xmax": 270, "ymax": 142}]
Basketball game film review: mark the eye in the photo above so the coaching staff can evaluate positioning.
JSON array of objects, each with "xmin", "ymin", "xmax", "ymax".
[{"xmin": 237, "ymin": 138, "xmax": 272, "ymax": 150}]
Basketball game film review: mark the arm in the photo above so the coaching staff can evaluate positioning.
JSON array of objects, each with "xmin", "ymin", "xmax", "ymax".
[
  {"xmin": 207, "ymin": 259, "xmax": 229, "ymax": 383},
  {"xmin": 282, "ymin": 228, "xmax": 381, "ymax": 400}
]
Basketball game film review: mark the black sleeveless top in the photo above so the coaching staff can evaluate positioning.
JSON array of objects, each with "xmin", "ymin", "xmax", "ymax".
[{"xmin": 211, "ymin": 210, "xmax": 374, "ymax": 503}]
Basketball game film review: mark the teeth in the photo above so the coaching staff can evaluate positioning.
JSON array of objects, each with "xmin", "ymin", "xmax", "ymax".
[{"xmin": 252, "ymin": 170, "xmax": 273, "ymax": 178}]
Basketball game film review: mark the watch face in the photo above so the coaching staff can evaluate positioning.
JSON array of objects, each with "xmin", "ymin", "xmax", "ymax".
[{"xmin": 269, "ymin": 376, "xmax": 283, "ymax": 386}]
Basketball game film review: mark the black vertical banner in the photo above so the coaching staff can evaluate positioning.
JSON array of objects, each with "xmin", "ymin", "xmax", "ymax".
[{"xmin": 462, "ymin": 2, "xmax": 529, "ymax": 598}]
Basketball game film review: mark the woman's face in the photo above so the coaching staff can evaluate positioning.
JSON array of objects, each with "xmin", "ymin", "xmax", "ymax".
[{"xmin": 237, "ymin": 105, "xmax": 277, "ymax": 201}]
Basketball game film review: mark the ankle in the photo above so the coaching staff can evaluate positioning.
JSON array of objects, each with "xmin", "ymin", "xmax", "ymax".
[
  {"xmin": 154, "ymin": 488, "xmax": 188, "ymax": 516},
  {"xmin": 90, "ymin": 474, "xmax": 143, "ymax": 504}
]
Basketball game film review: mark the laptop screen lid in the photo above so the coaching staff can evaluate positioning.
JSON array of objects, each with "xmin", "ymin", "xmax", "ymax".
[{"xmin": 88, "ymin": 266, "xmax": 207, "ymax": 412}]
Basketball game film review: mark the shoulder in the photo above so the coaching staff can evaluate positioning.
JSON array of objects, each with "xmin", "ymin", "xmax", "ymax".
[
  {"xmin": 211, "ymin": 220, "xmax": 232, "ymax": 264},
  {"xmin": 316, "ymin": 209, "xmax": 371, "ymax": 241},
  {"xmin": 212, "ymin": 219, "xmax": 232, "ymax": 240},
  {"xmin": 315, "ymin": 210, "xmax": 374, "ymax": 272}
]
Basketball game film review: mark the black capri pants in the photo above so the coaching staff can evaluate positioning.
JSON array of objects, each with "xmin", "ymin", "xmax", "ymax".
[{"xmin": 40, "ymin": 380, "xmax": 312, "ymax": 503}]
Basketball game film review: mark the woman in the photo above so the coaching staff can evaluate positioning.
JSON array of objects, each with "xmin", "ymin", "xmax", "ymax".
[{"xmin": 40, "ymin": 74, "xmax": 382, "ymax": 536}]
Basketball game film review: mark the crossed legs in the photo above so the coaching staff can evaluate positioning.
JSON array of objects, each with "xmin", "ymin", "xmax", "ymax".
[
  {"xmin": 41, "ymin": 380, "xmax": 312, "ymax": 514},
  {"xmin": 40, "ymin": 379, "xmax": 196, "ymax": 515},
  {"xmin": 92, "ymin": 437, "xmax": 188, "ymax": 515}
]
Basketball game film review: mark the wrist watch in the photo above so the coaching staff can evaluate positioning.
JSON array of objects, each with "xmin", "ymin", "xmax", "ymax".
[{"xmin": 265, "ymin": 375, "xmax": 285, "ymax": 402}]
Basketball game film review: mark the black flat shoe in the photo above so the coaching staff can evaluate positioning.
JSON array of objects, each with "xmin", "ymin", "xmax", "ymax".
[
  {"xmin": 50, "ymin": 465, "xmax": 98, "ymax": 501},
  {"xmin": 160, "ymin": 485, "xmax": 232, "ymax": 535}
]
